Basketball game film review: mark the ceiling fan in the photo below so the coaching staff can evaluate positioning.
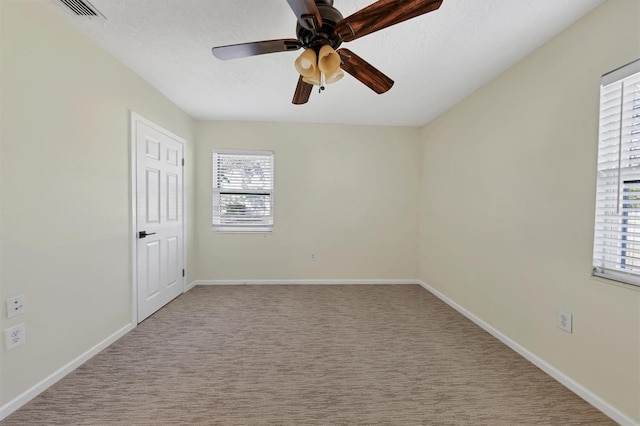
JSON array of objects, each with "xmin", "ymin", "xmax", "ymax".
[{"xmin": 211, "ymin": 0, "xmax": 443, "ymax": 105}]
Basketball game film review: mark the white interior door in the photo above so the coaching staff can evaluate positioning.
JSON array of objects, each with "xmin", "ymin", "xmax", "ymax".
[{"xmin": 134, "ymin": 117, "xmax": 184, "ymax": 323}]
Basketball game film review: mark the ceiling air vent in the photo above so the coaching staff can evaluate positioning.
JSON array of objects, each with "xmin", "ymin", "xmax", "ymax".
[{"xmin": 57, "ymin": 0, "xmax": 103, "ymax": 17}]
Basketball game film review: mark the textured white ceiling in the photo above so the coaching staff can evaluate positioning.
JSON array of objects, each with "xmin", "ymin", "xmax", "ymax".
[{"xmin": 48, "ymin": 0, "xmax": 605, "ymax": 126}]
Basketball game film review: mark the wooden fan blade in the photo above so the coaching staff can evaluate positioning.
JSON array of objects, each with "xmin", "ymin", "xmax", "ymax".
[
  {"xmin": 334, "ymin": 0, "xmax": 443, "ymax": 42},
  {"xmin": 212, "ymin": 39, "xmax": 301, "ymax": 60},
  {"xmin": 337, "ymin": 48, "xmax": 394, "ymax": 94},
  {"xmin": 287, "ymin": 0, "xmax": 322, "ymax": 32},
  {"xmin": 292, "ymin": 76, "xmax": 313, "ymax": 105}
]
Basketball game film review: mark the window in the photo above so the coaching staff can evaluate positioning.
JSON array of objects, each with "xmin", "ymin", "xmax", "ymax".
[
  {"xmin": 593, "ymin": 59, "xmax": 640, "ymax": 286},
  {"xmin": 213, "ymin": 150, "xmax": 274, "ymax": 232}
]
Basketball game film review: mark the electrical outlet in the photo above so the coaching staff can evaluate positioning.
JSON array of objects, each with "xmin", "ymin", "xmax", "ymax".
[
  {"xmin": 4, "ymin": 323, "xmax": 26, "ymax": 350},
  {"xmin": 557, "ymin": 310, "xmax": 572, "ymax": 334},
  {"xmin": 310, "ymin": 253, "xmax": 316, "ymax": 261},
  {"xmin": 6, "ymin": 295, "xmax": 24, "ymax": 318}
]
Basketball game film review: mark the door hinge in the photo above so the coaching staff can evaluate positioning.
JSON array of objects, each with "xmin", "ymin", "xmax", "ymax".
[
  {"xmin": 182, "ymin": 158, "xmax": 184, "ymax": 166},
  {"xmin": 182, "ymin": 269, "xmax": 185, "ymax": 277}
]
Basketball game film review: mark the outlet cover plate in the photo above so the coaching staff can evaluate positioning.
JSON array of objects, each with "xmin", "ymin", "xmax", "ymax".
[
  {"xmin": 4, "ymin": 323, "xmax": 26, "ymax": 350},
  {"xmin": 6, "ymin": 295, "xmax": 24, "ymax": 318},
  {"xmin": 557, "ymin": 310, "xmax": 572, "ymax": 334}
]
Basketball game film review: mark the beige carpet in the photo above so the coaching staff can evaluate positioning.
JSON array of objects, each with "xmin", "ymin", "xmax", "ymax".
[{"xmin": 2, "ymin": 285, "xmax": 613, "ymax": 425}]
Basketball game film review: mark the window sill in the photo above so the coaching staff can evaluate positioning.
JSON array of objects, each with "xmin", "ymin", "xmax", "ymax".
[
  {"xmin": 213, "ymin": 226, "xmax": 273, "ymax": 233},
  {"xmin": 591, "ymin": 271, "xmax": 640, "ymax": 292}
]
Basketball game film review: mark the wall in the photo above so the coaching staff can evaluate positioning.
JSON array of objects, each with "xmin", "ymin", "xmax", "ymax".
[
  {"xmin": 0, "ymin": 0, "xmax": 195, "ymax": 408},
  {"xmin": 418, "ymin": 0, "xmax": 640, "ymax": 422},
  {"xmin": 195, "ymin": 121, "xmax": 420, "ymax": 282}
]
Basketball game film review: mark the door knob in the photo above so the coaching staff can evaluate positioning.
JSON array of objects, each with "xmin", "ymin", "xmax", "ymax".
[{"xmin": 138, "ymin": 231, "xmax": 157, "ymax": 239}]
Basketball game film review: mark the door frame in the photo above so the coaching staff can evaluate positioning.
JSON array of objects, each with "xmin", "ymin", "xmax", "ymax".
[{"xmin": 129, "ymin": 111, "xmax": 187, "ymax": 324}]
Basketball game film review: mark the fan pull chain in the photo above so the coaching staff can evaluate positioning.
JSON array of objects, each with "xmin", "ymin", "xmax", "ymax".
[{"xmin": 319, "ymin": 72, "xmax": 325, "ymax": 93}]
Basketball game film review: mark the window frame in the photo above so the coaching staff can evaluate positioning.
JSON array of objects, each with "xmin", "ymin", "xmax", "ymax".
[
  {"xmin": 592, "ymin": 59, "xmax": 640, "ymax": 287},
  {"xmin": 212, "ymin": 149, "xmax": 274, "ymax": 233}
]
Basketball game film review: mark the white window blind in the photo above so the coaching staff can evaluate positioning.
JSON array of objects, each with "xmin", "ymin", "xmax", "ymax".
[
  {"xmin": 593, "ymin": 59, "xmax": 640, "ymax": 286},
  {"xmin": 213, "ymin": 150, "xmax": 274, "ymax": 232}
]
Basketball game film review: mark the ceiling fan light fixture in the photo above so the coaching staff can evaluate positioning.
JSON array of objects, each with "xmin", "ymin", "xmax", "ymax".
[
  {"xmin": 297, "ymin": 45, "xmax": 343, "ymax": 86},
  {"xmin": 294, "ymin": 48, "xmax": 318, "ymax": 78},
  {"xmin": 324, "ymin": 68, "xmax": 344, "ymax": 84},
  {"xmin": 302, "ymin": 68, "xmax": 322, "ymax": 86},
  {"xmin": 318, "ymin": 45, "xmax": 341, "ymax": 76}
]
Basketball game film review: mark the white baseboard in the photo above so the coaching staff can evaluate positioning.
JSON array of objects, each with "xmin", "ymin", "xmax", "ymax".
[
  {"xmin": 417, "ymin": 280, "xmax": 637, "ymax": 426},
  {"xmin": 193, "ymin": 279, "xmax": 419, "ymax": 286},
  {"xmin": 184, "ymin": 280, "xmax": 197, "ymax": 292},
  {"xmin": 0, "ymin": 322, "xmax": 135, "ymax": 421}
]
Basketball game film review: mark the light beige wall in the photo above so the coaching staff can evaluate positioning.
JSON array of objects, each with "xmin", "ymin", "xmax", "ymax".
[
  {"xmin": 195, "ymin": 121, "xmax": 420, "ymax": 281},
  {"xmin": 418, "ymin": 0, "xmax": 640, "ymax": 421},
  {"xmin": 0, "ymin": 0, "xmax": 195, "ymax": 406}
]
